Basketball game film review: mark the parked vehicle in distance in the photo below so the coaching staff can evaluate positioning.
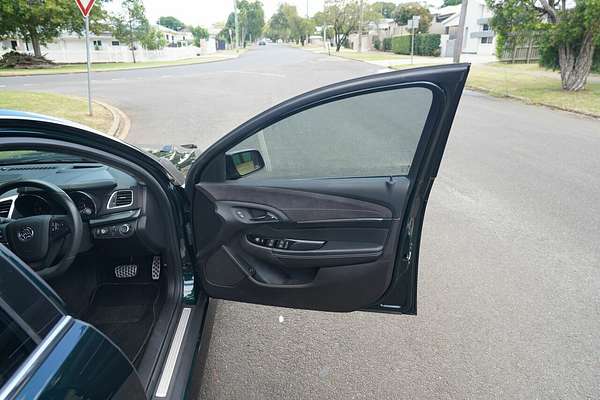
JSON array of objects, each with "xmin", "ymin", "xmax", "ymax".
[
  {"xmin": 0, "ymin": 64, "xmax": 469, "ymax": 399},
  {"xmin": 258, "ymin": 40, "xmax": 266, "ymax": 45}
]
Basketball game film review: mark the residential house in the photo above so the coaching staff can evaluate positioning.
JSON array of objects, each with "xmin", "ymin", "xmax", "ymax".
[
  {"xmin": 1, "ymin": 24, "xmax": 217, "ymax": 63},
  {"xmin": 436, "ymin": 0, "xmax": 497, "ymax": 57}
]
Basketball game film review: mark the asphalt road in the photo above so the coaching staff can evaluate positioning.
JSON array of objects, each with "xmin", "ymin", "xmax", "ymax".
[{"xmin": 3, "ymin": 45, "xmax": 600, "ymax": 399}]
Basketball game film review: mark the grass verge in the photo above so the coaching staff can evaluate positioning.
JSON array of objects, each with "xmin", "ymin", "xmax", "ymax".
[
  {"xmin": 0, "ymin": 91, "xmax": 114, "ymax": 132},
  {"xmin": 0, "ymin": 50, "xmax": 245, "ymax": 77},
  {"xmin": 391, "ymin": 63, "xmax": 600, "ymax": 117}
]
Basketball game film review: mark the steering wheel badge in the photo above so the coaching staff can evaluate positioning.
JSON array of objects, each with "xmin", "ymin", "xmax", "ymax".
[{"xmin": 17, "ymin": 226, "xmax": 34, "ymax": 242}]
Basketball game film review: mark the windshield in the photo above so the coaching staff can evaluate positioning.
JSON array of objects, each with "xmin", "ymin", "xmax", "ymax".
[{"xmin": 0, "ymin": 150, "xmax": 91, "ymax": 166}]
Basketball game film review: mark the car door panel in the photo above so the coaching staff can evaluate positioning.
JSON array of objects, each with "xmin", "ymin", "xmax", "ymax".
[{"xmin": 188, "ymin": 64, "xmax": 470, "ymax": 314}]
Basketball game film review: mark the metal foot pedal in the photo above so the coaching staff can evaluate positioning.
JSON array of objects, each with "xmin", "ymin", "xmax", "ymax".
[
  {"xmin": 115, "ymin": 264, "xmax": 138, "ymax": 278},
  {"xmin": 151, "ymin": 256, "xmax": 161, "ymax": 280}
]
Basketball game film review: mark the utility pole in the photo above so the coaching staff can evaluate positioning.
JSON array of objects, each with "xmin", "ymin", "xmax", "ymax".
[
  {"xmin": 233, "ymin": 0, "xmax": 240, "ymax": 50},
  {"xmin": 357, "ymin": 0, "xmax": 364, "ymax": 52},
  {"xmin": 453, "ymin": 0, "xmax": 468, "ymax": 63}
]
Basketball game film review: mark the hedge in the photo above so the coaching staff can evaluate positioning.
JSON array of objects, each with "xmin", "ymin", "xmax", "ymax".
[
  {"xmin": 383, "ymin": 37, "xmax": 392, "ymax": 51},
  {"xmin": 391, "ymin": 34, "xmax": 441, "ymax": 56}
]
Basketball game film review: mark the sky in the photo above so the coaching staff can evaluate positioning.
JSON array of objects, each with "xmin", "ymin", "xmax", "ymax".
[{"xmin": 117, "ymin": 0, "xmax": 443, "ymax": 29}]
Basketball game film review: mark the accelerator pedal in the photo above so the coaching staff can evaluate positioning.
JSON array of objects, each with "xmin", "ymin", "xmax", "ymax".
[{"xmin": 151, "ymin": 256, "xmax": 161, "ymax": 280}]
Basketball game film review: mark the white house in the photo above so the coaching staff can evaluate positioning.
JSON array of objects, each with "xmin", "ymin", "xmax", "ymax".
[
  {"xmin": 436, "ymin": 0, "xmax": 497, "ymax": 57},
  {"xmin": 1, "ymin": 24, "xmax": 217, "ymax": 63}
]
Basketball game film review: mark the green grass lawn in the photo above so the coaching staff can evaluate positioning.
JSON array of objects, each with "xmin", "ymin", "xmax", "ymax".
[
  {"xmin": 391, "ymin": 62, "xmax": 600, "ymax": 117},
  {"xmin": 0, "ymin": 50, "xmax": 245, "ymax": 77},
  {"xmin": 467, "ymin": 64, "xmax": 600, "ymax": 116},
  {"xmin": 0, "ymin": 91, "xmax": 114, "ymax": 132}
]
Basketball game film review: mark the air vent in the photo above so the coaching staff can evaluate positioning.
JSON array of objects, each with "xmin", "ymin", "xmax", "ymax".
[
  {"xmin": 0, "ymin": 199, "xmax": 13, "ymax": 218},
  {"xmin": 107, "ymin": 190, "xmax": 133, "ymax": 209}
]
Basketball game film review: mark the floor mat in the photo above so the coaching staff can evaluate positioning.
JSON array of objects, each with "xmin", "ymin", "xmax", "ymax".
[{"xmin": 85, "ymin": 283, "xmax": 159, "ymax": 363}]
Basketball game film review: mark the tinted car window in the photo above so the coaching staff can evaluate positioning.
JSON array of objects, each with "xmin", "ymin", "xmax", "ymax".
[
  {"xmin": 229, "ymin": 86, "xmax": 433, "ymax": 179},
  {"xmin": 0, "ymin": 306, "xmax": 36, "ymax": 388}
]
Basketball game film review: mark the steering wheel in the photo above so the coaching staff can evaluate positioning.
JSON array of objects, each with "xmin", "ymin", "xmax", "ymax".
[{"xmin": 0, "ymin": 180, "xmax": 82, "ymax": 279}]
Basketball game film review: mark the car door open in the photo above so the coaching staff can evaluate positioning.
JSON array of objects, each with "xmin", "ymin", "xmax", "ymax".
[{"xmin": 186, "ymin": 64, "xmax": 469, "ymax": 314}]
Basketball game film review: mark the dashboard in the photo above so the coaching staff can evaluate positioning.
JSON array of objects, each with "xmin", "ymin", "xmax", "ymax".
[
  {"xmin": 13, "ymin": 191, "xmax": 98, "ymax": 220},
  {"xmin": 0, "ymin": 162, "xmax": 165, "ymax": 255}
]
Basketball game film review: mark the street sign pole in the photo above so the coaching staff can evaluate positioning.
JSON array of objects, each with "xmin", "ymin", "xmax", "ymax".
[
  {"xmin": 411, "ymin": 23, "xmax": 414, "ymax": 65},
  {"xmin": 84, "ymin": 15, "xmax": 92, "ymax": 116}
]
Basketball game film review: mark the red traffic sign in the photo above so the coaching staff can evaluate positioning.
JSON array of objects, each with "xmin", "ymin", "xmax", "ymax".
[{"xmin": 75, "ymin": 0, "xmax": 96, "ymax": 17}]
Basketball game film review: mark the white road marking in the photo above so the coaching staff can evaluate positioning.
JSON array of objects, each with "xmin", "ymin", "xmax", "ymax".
[
  {"xmin": 377, "ymin": 68, "xmax": 392, "ymax": 74},
  {"xmin": 0, "ymin": 85, "xmax": 6, "ymax": 88},
  {"xmin": 222, "ymin": 70, "xmax": 285, "ymax": 78},
  {"xmin": 23, "ymin": 83, "xmax": 36, "ymax": 86},
  {"xmin": 160, "ymin": 75, "xmax": 173, "ymax": 78}
]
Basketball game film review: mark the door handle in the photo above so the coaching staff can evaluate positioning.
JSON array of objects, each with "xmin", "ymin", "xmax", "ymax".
[{"xmin": 249, "ymin": 211, "xmax": 278, "ymax": 222}]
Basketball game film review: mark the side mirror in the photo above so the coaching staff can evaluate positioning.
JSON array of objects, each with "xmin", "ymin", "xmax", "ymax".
[{"xmin": 225, "ymin": 149, "xmax": 265, "ymax": 180}]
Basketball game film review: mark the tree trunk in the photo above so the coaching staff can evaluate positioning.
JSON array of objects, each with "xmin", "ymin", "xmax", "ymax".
[
  {"xmin": 130, "ymin": 47, "xmax": 136, "ymax": 63},
  {"xmin": 30, "ymin": 32, "xmax": 42, "ymax": 57},
  {"xmin": 558, "ymin": 31, "xmax": 595, "ymax": 91}
]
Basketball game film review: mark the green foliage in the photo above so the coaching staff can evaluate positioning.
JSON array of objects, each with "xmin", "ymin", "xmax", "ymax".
[
  {"xmin": 322, "ymin": 0, "xmax": 360, "ymax": 51},
  {"xmin": 219, "ymin": 1, "xmax": 265, "ymax": 44},
  {"xmin": 393, "ymin": 2, "xmax": 432, "ymax": 33},
  {"xmin": 157, "ymin": 16, "xmax": 185, "ymax": 31},
  {"xmin": 0, "ymin": 0, "xmax": 108, "ymax": 56},
  {"xmin": 488, "ymin": 0, "xmax": 600, "ymax": 90},
  {"xmin": 540, "ymin": 41, "xmax": 600, "ymax": 72},
  {"xmin": 190, "ymin": 26, "xmax": 209, "ymax": 46},
  {"xmin": 372, "ymin": 37, "xmax": 381, "ymax": 50},
  {"xmin": 371, "ymin": 2, "xmax": 396, "ymax": 19},
  {"xmin": 442, "ymin": 0, "xmax": 462, "ymax": 5},
  {"xmin": 265, "ymin": 3, "xmax": 313, "ymax": 44},
  {"xmin": 139, "ymin": 26, "xmax": 166, "ymax": 50},
  {"xmin": 111, "ymin": 0, "xmax": 154, "ymax": 61},
  {"xmin": 383, "ymin": 37, "xmax": 392, "ymax": 51},
  {"xmin": 391, "ymin": 34, "xmax": 440, "ymax": 56},
  {"xmin": 392, "ymin": 35, "xmax": 411, "ymax": 54},
  {"xmin": 238, "ymin": 0, "xmax": 265, "ymax": 42}
]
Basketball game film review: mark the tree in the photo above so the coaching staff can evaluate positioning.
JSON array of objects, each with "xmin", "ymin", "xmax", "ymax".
[
  {"xmin": 393, "ymin": 2, "xmax": 432, "ymax": 33},
  {"xmin": 265, "ymin": 5, "xmax": 292, "ymax": 41},
  {"xmin": 488, "ymin": 0, "xmax": 600, "ymax": 91},
  {"xmin": 0, "ymin": 0, "xmax": 108, "ymax": 57},
  {"xmin": 158, "ymin": 16, "xmax": 185, "ymax": 31},
  {"xmin": 111, "ymin": 0, "xmax": 152, "ymax": 63},
  {"xmin": 219, "ymin": 1, "xmax": 265, "ymax": 45},
  {"xmin": 442, "ymin": 0, "xmax": 463, "ymax": 6},
  {"xmin": 371, "ymin": 2, "xmax": 397, "ymax": 19},
  {"xmin": 140, "ymin": 26, "xmax": 167, "ymax": 50},
  {"xmin": 238, "ymin": 0, "xmax": 265, "ymax": 43},
  {"xmin": 322, "ymin": 0, "xmax": 361, "ymax": 51},
  {"xmin": 189, "ymin": 25, "xmax": 209, "ymax": 47},
  {"xmin": 265, "ymin": 3, "xmax": 313, "ymax": 44}
]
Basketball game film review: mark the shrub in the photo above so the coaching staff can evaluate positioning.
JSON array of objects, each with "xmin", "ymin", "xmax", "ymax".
[
  {"xmin": 391, "ymin": 36, "xmax": 411, "ymax": 54},
  {"xmin": 383, "ymin": 37, "xmax": 392, "ymax": 51},
  {"xmin": 391, "ymin": 34, "xmax": 441, "ymax": 56},
  {"xmin": 372, "ymin": 37, "xmax": 381, "ymax": 50}
]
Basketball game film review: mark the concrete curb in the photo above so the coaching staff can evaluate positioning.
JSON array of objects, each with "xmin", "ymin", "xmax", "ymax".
[{"xmin": 95, "ymin": 100, "xmax": 130, "ymax": 140}]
